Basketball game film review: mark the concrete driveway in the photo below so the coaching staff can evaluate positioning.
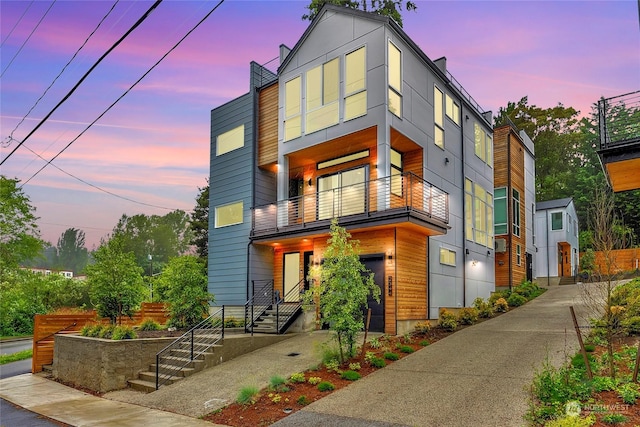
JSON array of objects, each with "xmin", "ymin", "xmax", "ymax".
[{"xmin": 272, "ymin": 284, "xmax": 588, "ymax": 427}]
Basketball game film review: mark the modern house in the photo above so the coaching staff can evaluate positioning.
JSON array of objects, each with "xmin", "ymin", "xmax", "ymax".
[
  {"xmin": 208, "ymin": 5, "xmax": 495, "ymax": 334},
  {"xmin": 596, "ymin": 90, "xmax": 640, "ymax": 193},
  {"xmin": 493, "ymin": 120, "xmax": 536, "ymax": 290},
  {"xmin": 535, "ymin": 198, "xmax": 579, "ymax": 285}
]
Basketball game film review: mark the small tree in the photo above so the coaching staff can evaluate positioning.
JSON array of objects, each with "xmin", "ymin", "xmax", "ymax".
[
  {"xmin": 86, "ymin": 237, "xmax": 145, "ymax": 324},
  {"xmin": 305, "ymin": 220, "xmax": 380, "ymax": 363},
  {"xmin": 157, "ymin": 255, "xmax": 213, "ymax": 329}
]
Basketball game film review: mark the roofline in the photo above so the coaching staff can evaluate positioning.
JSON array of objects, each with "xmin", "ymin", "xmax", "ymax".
[{"xmin": 535, "ymin": 198, "xmax": 574, "ymax": 211}]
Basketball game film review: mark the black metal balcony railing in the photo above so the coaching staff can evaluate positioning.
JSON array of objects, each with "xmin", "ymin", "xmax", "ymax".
[
  {"xmin": 598, "ymin": 90, "xmax": 640, "ymax": 150},
  {"xmin": 252, "ymin": 172, "xmax": 448, "ymax": 235}
]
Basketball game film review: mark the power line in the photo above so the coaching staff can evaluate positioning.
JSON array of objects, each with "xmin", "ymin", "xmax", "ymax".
[
  {"xmin": 0, "ymin": 0, "xmax": 163, "ymax": 167},
  {"xmin": 0, "ymin": 0, "xmax": 56, "ymax": 78},
  {"xmin": 19, "ymin": 0, "xmax": 225, "ymax": 187},
  {"xmin": 0, "ymin": 0, "xmax": 35, "ymax": 48},
  {"xmin": 21, "ymin": 143, "xmax": 178, "ymax": 211},
  {"xmin": 8, "ymin": 0, "xmax": 121, "ymax": 140}
]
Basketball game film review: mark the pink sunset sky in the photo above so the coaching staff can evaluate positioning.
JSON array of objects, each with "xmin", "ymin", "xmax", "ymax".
[{"xmin": 1, "ymin": 0, "xmax": 638, "ymax": 250}]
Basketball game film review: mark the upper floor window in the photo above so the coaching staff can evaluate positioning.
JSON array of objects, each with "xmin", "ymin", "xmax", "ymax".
[
  {"xmin": 434, "ymin": 86, "xmax": 444, "ymax": 149},
  {"xmin": 440, "ymin": 247, "xmax": 456, "ymax": 266},
  {"xmin": 284, "ymin": 77, "xmax": 301, "ymax": 141},
  {"xmin": 465, "ymin": 178, "xmax": 493, "ymax": 247},
  {"xmin": 445, "ymin": 94, "xmax": 460, "ymax": 125},
  {"xmin": 345, "ymin": 47, "xmax": 367, "ymax": 121},
  {"xmin": 494, "ymin": 187, "xmax": 507, "ymax": 235},
  {"xmin": 516, "ymin": 244, "xmax": 522, "ymax": 266},
  {"xmin": 551, "ymin": 211, "xmax": 563, "ymax": 230},
  {"xmin": 306, "ymin": 58, "xmax": 339, "ymax": 134},
  {"xmin": 390, "ymin": 148, "xmax": 403, "ymax": 196},
  {"xmin": 474, "ymin": 122, "xmax": 493, "ymax": 167},
  {"xmin": 388, "ymin": 41, "xmax": 402, "ymax": 117},
  {"xmin": 216, "ymin": 124, "xmax": 245, "ymax": 156},
  {"xmin": 215, "ymin": 201, "xmax": 243, "ymax": 228},
  {"xmin": 512, "ymin": 188, "xmax": 521, "ymax": 236}
]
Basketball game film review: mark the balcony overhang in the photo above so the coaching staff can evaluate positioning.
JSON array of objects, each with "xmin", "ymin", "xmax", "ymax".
[{"xmin": 598, "ymin": 138, "xmax": 640, "ymax": 192}]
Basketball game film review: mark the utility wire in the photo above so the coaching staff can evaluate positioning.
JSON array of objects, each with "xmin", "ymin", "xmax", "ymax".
[
  {"xmin": 0, "ymin": 0, "xmax": 56, "ymax": 78},
  {"xmin": 8, "ymin": 0, "xmax": 121, "ymax": 140},
  {"xmin": 0, "ymin": 0, "xmax": 35, "ymax": 48},
  {"xmin": 21, "ymin": 143, "xmax": 177, "ymax": 210},
  {"xmin": 20, "ymin": 0, "xmax": 225, "ymax": 188},
  {"xmin": 0, "ymin": 0, "xmax": 163, "ymax": 167}
]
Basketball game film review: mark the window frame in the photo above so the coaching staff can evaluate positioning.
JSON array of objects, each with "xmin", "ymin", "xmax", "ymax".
[
  {"xmin": 390, "ymin": 148, "xmax": 403, "ymax": 197},
  {"xmin": 345, "ymin": 46, "xmax": 367, "ymax": 121},
  {"xmin": 215, "ymin": 201, "xmax": 244, "ymax": 228},
  {"xmin": 551, "ymin": 211, "xmax": 563, "ymax": 231},
  {"xmin": 512, "ymin": 188, "xmax": 521, "ymax": 237},
  {"xmin": 516, "ymin": 243, "xmax": 522, "ymax": 266},
  {"xmin": 388, "ymin": 40, "xmax": 402, "ymax": 117},
  {"xmin": 494, "ymin": 187, "xmax": 507, "ymax": 235},
  {"xmin": 434, "ymin": 85, "xmax": 444, "ymax": 149},
  {"xmin": 439, "ymin": 247, "xmax": 456, "ymax": 266},
  {"xmin": 306, "ymin": 57, "xmax": 340, "ymax": 134},
  {"xmin": 216, "ymin": 124, "xmax": 245, "ymax": 156},
  {"xmin": 445, "ymin": 94, "xmax": 460, "ymax": 126},
  {"xmin": 284, "ymin": 76, "xmax": 302, "ymax": 141}
]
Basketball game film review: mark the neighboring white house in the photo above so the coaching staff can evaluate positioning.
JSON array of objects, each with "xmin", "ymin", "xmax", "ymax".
[{"xmin": 535, "ymin": 198, "xmax": 579, "ymax": 284}]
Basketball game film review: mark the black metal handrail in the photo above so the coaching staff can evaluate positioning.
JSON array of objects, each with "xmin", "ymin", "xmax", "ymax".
[
  {"xmin": 598, "ymin": 90, "xmax": 640, "ymax": 150},
  {"xmin": 275, "ymin": 279, "xmax": 306, "ymax": 334},
  {"xmin": 244, "ymin": 280, "xmax": 274, "ymax": 335},
  {"xmin": 155, "ymin": 307, "xmax": 224, "ymax": 390}
]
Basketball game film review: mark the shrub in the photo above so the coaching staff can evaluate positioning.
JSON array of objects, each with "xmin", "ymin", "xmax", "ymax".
[
  {"xmin": 398, "ymin": 345, "xmax": 414, "ymax": 354},
  {"xmin": 383, "ymin": 352, "xmax": 399, "ymax": 361},
  {"xmin": 488, "ymin": 292, "xmax": 507, "ymax": 306},
  {"xmin": 414, "ymin": 321, "xmax": 431, "ymax": 334},
  {"xmin": 590, "ymin": 376, "xmax": 617, "ymax": 392},
  {"xmin": 289, "ymin": 372, "xmax": 305, "ymax": 383},
  {"xmin": 507, "ymin": 293, "xmax": 527, "ymax": 308},
  {"xmin": 307, "ymin": 377, "xmax": 322, "ymax": 385},
  {"xmin": 369, "ymin": 356, "xmax": 386, "ymax": 368},
  {"xmin": 457, "ymin": 307, "xmax": 479, "ymax": 325},
  {"xmin": 419, "ymin": 340, "xmax": 430, "ymax": 346},
  {"xmin": 348, "ymin": 362, "xmax": 361, "ymax": 371},
  {"xmin": 98, "ymin": 325, "xmax": 115, "ymax": 339},
  {"xmin": 236, "ymin": 386, "xmax": 259, "ymax": 405},
  {"xmin": 317, "ymin": 381, "xmax": 335, "ymax": 392},
  {"xmin": 493, "ymin": 297, "xmax": 509, "ymax": 313},
  {"xmin": 138, "ymin": 318, "xmax": 161, "ymax": 331},
  {"xmin": 340, "ymin": 370, "xmax": 361, "ymax": 381},
  {"xmin": 297, "ymin": 395, "xmax": 310, "ymax": 406},
  {"xmin": 616, "ymin": 382, "xmax": 640, "ymax": 404},
  {"xmin": 324, "ymin": 359, "xmax": 341, "ymax": 373},
  {"xmin": 473, "ymin": 298, "xmax": 494, "ymax": 318},
  {"xmin": 544, "ymin": 414, "xmax": 596, "ymax": 427},
  {"xmin": 368, "ymin": 337, "xmax": 383, "ymax": 349},
  {"xmin": 439, "ymin": 309, "xmax": 458, "ymax": 331},
  {"xmin": 82, "ymin": 324, "xmax": 104, "ymax": 337},
  {"xmin": 111, "ymin": 325, "xmax": 136, "ymax": 340},
  {"xmin": 584, "ymin": 344, "xmax": 595, "ymax": 352},
  {"xmin": 601, "ymin": 413, "xmax": 627, "ymax": 425},
  {"xmin": 532, "ymin": 359, "xmax": 592, "ymax": 407},
  {"xmin": 269, "ymin": 375, "xmax": 287, "ymax": 391}
]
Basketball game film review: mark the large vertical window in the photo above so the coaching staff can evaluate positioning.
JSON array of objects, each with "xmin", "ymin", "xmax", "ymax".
[
  {"xmin": 434, "ymin": 86, "xmax": 444, "ymax": 149},
  {"xmin": 487, "ymin": 192, "xmax": 494, "ymax": 249},
  {"xmin": 216, "ymin": 124, "xmax": 244, "ymax": 156},
  {"xmin": 318, "ymin": 167, "xmax": 367, "ymax": 220},
  {"xmin": 390, "ymin": 148, "xmax": 403, "ymax": 196},
  {"xmin": 486, "ymin": 133, "xmax": 493, "ymax": 167},
  {"xmin": 306, "ymin": 58, "xmax": 339, "ymax": 134},
  {"xmin": 388, "ymin": 41, "xmax": 402, "ymax": 117},
  {"xmin": 445, "ymin": 94, "xmax": 460, "ymax": 125},
  {"xmin": 512, "ymin": 188, "xmax": 521, "ymax": 236},
  {"xmin": 465, "ymin": 179, "xmax": 473, "ymax": 241},
  {"xmin": 516, "ymin": 244, "xmax": 522, "ymax": 266},
  {"xmin": 474, "ymin": 122, "xmax": 493, "ymax": 166},
  {"xmin": 551, "ymin": 212, "xmax": 563, "ymax": 230},
  {"xmin": 215, "ymin": 201, "xmax": 243, "ymax": 228},
  {"xmin": 345, "ymin": 47, "xmax": 367, "ymax": 121},
  {"xmin": 465, "ymin": 179, "xmax": 492, "ymax": 247},
  {"xmin": 494, "ymin": 187, "xmax": 507, "ymax": 235},
  {"xmin": 284, "ymin": 77, "xmax": 301, "ymax": 141},
  {"xmin": 474, "ymin": 183, "xmax": 487, "ymax": 246}
]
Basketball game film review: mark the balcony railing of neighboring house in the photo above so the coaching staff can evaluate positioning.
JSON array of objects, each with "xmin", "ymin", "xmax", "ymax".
[
  {"xmin": 598, "ymin": 90, "xmax": 640, "ymax": 150},
  {"xmin": 252, "ymin": 172, "xmax": 448, "ymax": 236}
]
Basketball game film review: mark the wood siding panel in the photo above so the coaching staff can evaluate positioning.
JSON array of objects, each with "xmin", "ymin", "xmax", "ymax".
[
  {"xmin": 258, "ymin": 83, "xmax": 278, "ymax": 167},
  {"xmin": 396, "ymin": 228, "xmax": 427, "ymax": 320}
]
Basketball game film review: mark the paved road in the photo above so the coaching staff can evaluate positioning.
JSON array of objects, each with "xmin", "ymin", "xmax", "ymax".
[
  {"xmin": 0, "ymin": 359, "xmax": 32, "ymax": 379},
  {"xmin": 1, "ymin": 398, "xmax": 68, "ymax": 427},
  {"xmin": 0, "ymin": 339, "xmax": 32, "ymax": 355}
]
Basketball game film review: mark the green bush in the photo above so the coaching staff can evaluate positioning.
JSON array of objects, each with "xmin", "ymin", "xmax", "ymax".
[
  {"xmin": 98, "ymin": 325, "xmax": 115, "ymax": 339},
  {"xmin": 507, "ymin": 293, "xmax": 527, "ymax": 307},
  {"xmin": 616, "ymin": 382, "xmax": 640, "ymax": 404},
  {"xmin": 590, "ymin": 376, "xmax": 617, "ymax": 392},
  {"xmin": 413, "ymin": 321, "xmax": 431, "ymax": 334},
  {"xmin": 438, "ymin": 309, "xmax": 458, "ymax": 331},
  {"xmin": 570, "ymin": 352, "xmax": 596, "ymax": 371},
  {"xmin": 398, "ymin": 345, "xmax": 414, "ymax": 354},
  {"xmin": 340, "ymin": 370, "xmax": 361, "ymax": 381},
  {"xmin": 317, "ymin": 381, "xmax": 335, "ymax": 392},
  {"xmin": 544, "ymin": 414, "xmax": 596, "ymax": 427},
  {"xmin": 296, "ymin": 395, "xmax": 310, "ymax": 406},
  {"xmin": 111, "ymin": 325, "xmax": 136, "ymax": 340},
  {"xmin": 473, "ymin": 297, "xmax": 494, "ymax": 318},
  {"xmin": 289, "ymin": 372, "xmax": 305, "ymax": 383},
  {"xmin": 488, "ymin": 292, "xmax": 507, "ymax": 306},
  {"xmin": 601, "ymin": 413, "xmax": 627, "ymax": 425},
  {"xmin": 138, "ymin": 318, "xmax": 161, "ymax": 331},
  {"xmin": 419, "ymin": 339, "xmax": 430, "ymax": 346},
  {"xmin": 348, "ymin": 362, "xmax": 361, "ymax": 371},
  {"xmin": 493, "ymin": 297, "xmax": 509, "ymax": 313},
  {"xmin": 269, "ymin": 375, "xmax": 288, "ymax": 392},
  {"xmin": 81, "ymin": 324, "xmax": 104, "ymax": 337},
  {"xmin": 369, "ymin": 356, "xmax": 386, "ymax": 368},
  {"xmin": 236, "ymin": 386, "xmax": 259, "ymax": 405},
  {"xmin": 307, "ymin": 376, "xmax": 322, "ymax": 385},
  {"xmin": 383, "ymin": 352, "xmax": 399, "ymax": 361},
  {"xmin": 324, "ymin": 359, "xmax": 341, "ymax": 373},
  {"xmin": 457, "ymin": 307, "xmax": 479, "ymax": 325}
]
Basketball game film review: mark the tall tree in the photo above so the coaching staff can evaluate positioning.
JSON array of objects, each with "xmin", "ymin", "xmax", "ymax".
[
  {"xmin": 303, "ymin": 0, "xmax": 417, "ymax": 27},
  {"xmin": 190, "ymin": 183, "xmax": 209, "ymax": 265},
  {"xmin": 56, "ymin": 228, "xmax": 89, "ymax": 275},
  {"xmin": 0, "ymin": 175, "xmax": 43, "ymax": 280}
]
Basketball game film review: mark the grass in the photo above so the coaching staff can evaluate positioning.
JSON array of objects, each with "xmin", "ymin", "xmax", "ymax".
[
  {"xmin": 0, "ymin": 335, "xmax": 31, "ymax": 341},
  {"xmin": 0, "ymin": 349, "xmax": 33, "ymax": 365}
]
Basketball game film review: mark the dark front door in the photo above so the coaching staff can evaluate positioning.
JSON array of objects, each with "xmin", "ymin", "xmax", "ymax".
[
  {"xmin": 303, "ymin": 251, "xmax": 313, "ymax": 292},
  {"xmin": 526, "ymin": 252, "xmax": 533, "ymax": 282},
  {"xmin": 360, "ymin": 255, "xmax": 385, "ymax": 333}
]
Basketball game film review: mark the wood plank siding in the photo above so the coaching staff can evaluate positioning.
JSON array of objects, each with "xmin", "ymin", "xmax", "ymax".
[
  {"xmin": 493, "ymin": 125, "xmax": 527, "ymax": 287},
  {"xmin": 258, "ymin": 83, "xmax": 278, "ymax": 167}
]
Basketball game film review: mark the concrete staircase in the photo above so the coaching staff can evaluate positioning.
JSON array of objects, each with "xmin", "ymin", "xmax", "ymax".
[
  {"xmin": 249, "ymin": 304, "xmax": 302, "ymax": 334},
  {"xmin": 559, "ymin": 276, "xmax": 577, "ymax": 286}
]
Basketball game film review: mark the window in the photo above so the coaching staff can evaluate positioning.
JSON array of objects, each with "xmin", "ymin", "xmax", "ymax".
[
  {"xmin": 440, "ymin": 248, "xmax": 456, "ymax": 266},
  {"xmin": 474, "ymin": 183, "xmax": 487, "ymax": 246},
  {"xmin": 465, "ymin": 178, "xmax": 492, "ymax": 247},
  {"xmin": 487, "ymin": 192, "xmax": 494, "ymax": 249},
  {"xmin": 284, "ymin": 77, "xmax": 301, "ymax": 141},
  {"xmin": 474, "ymin": 122, "xmax": 493, "ymax": 166},
  {"xmin": 434, "ymin": 86, "xmax": 444, "ymax": 148},
  {"xmin": 318, "ymin": 150, "xmax": 369, "ymax": 170},
  {"xmin": 465, "ymin": 179, "xmax": 473, "ymax": 240},
  {"xmin": 445, "ymin": 94, "xmax": 460, "ymax": 125},
  {"xmin": 215, "ymin": 201, "xmax": 243, "ymax": 228},
  {"xmin": 345, "ymin": 47, "xmax": 367, "ymax": 121},
  {"xmin": 516, "ymin": 244, "xmax": 521, "ymax": 266},
  {"xmin": 512, "ymin": 189, "xmax": 521, "ymax": 236},
  {"xmin": 551, "ymin": 212, "xmax": 563, "ymax": 230},
  {"xmin": 390, "ymin": 148, "xmax": 403, "ymax": 196},
  {"xmin": 216, "ymin": 124, "xmax": 244, "ymax": 156},
  {"xmin": 388, "ymin": 41, "xmax": 402, "ymax": 117},
  {"xmin": 306, "ymin": 58, "xmax": 339, "ymax": 134},
  {"xmin": 318, "ymin": 167, "xmax": 367, "ymax": 220},
  {"xmin": 494, "ymin": 187, "xmax": 507, "ymax": 235}
]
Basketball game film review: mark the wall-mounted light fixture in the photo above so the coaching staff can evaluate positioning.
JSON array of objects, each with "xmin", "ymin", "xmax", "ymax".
[
  {"xmin": 487, "ymin": 250, "xmax": 491, "ymax": 256},
  {"xmin": 465, "ymin": 114, "xmax": 470, "ymax": 121},
  {"xmin": 465, "ymin": 248, "xmax": 470, "ymax": 255},
  {"xmin": 386, "ymin": 249, "xmax": 394, "ymax": 266},
  {"xmin": 444, "ymin": 157, "xmax": 450, "ymax": 164},
  {"xmin": 472, "ymin": 259, "xmax": 478, "ymax": 267},
  {"xmin": 307, "ymin": 179, "xmax": 313, "ymax": 187}
]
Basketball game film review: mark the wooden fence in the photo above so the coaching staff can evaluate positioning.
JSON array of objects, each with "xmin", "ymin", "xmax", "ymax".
[
  {"xmin": 32, "ymin": 303, "xmax": 168, "ymax": 373},
  {"xmin": 581, "ymin": 248, "xmax": 640, "ymax": 275}
]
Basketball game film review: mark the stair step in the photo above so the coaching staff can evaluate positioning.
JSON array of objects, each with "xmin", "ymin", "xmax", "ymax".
[
  {"xmin": 138, "ymin": 371, "xmax": 181, "ymax": 384},
  {"xmin": 169, "ymin": 348, "xmax": 214, "ymax": 358},
  {"xmin": 160, "ymin": 355, "xmax": 205, "ymax": 367},
  {"xmin": 42, "ymin": 364, "xmax": 53, "ymax": 373},
  {"xmin": 151, "ymin": 363, "xmax": 197, "ymax": 377},
  {"xmin": 128, "ymin": 379, "xmax": 157, "ymax": 393}
]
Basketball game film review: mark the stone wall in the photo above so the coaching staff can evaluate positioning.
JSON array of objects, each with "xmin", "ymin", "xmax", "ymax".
[{"xmin": 53, "ymin": 334, "xmax": 175, "ymax": 393}]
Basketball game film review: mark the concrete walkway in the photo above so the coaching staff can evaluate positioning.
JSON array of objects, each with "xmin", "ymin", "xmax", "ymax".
[{"xmin": 0, "ymin": 284, "xmax": 588, "ymax": 427}]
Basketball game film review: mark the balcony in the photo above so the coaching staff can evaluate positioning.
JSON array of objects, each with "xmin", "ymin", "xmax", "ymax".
[
  {"xmin": 597, "ymin": 90, "xmax": 640, "ymax": 192},
  {"xmin": 251, "ymin": 172, "xmax": 449, "ymax": 240}
]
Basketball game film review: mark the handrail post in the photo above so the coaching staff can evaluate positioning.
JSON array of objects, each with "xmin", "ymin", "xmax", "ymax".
[
  {"xmin": 190, "ymin": 329, "xmax": 194, "ymax": 360},
  {"xmin": 156, "ymin": 354, "xmax": 159, "ymax": 390},
  {"xmin": 276, "ymin": 302, "xmax": 280, "ymax": 334},
  {"xmin": 222, "ymin": 306, "xmax": 225, "ymax": 339}
]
